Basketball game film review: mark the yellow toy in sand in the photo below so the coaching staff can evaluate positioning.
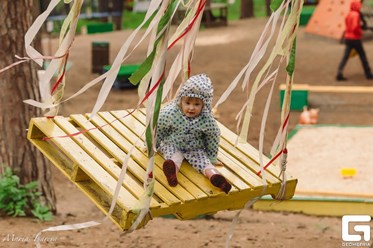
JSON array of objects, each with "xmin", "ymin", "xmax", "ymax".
[{"xmin": 340, "ymin": 167, "xmax": 357, "ymax": 178}]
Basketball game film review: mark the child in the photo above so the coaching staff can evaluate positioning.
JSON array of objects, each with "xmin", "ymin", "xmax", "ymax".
[
  {"xmin": 156, "ymin": 74, "xmax": 232, "ymax": 194},
  {"xmin": 336, "ymin": 0, "xmax": 373, "ymax": 81}
]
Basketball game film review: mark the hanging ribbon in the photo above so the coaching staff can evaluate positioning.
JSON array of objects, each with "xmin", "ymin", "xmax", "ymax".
[{"xmin": 224, "ymin": 1, "xmax": 304, "ymax": 247}]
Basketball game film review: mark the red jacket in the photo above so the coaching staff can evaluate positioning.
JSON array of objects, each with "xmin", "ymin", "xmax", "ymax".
[{"xmin": 344, "ymin": 1, "xmax": 362, "ymax": 40}]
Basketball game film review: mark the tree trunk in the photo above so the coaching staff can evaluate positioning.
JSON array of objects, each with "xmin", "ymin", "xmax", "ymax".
[
  {"xmin": 98, "ymin": 0, "xmax": 109, "ymax": 22},
  {"xmin": 240, "ymin": 0, "xmax": 254, "ymax": 19},
  {"xmin": 265, "ymin": 0, "xmax": 272, "ymax": 16},
  {"xmin": 33, "ymin": 0, "xmax": 43, "ymax": 53},
  {"xmin": 0, "ymin": 0, "xmax": 56, "ymax": 213},
  {"xmin": 112, "ymin": 0, "xmax": 123, "ymax": 30}
]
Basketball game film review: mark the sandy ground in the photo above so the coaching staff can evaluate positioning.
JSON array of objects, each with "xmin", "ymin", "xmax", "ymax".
[
  {"xmin": 1, "ymin": 16, "xmax": 373, "ymax": 248},
  {"xmin": 287, "ymin": 126, "xmax": 373, "ymax": 195}
]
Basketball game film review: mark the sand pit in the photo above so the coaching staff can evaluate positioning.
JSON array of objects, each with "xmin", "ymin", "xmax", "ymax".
[{"xmin": 286, "ymin": 125, "xmax": 373, "ymax": 196}]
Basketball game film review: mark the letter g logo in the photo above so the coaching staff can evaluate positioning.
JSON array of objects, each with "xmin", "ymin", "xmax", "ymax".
[{"xmin": 342, "ymin": 215, "xmax": 371, "ymax": 242}]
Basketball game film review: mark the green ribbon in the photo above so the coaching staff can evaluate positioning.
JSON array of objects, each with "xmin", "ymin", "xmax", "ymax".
[
  {"xmin": 271, "ymin": 0, "xmax": 284, "ymax": 12},
  {"xmin": 129, "ymin": 1, "xmax": 177, "ymax": 85},
  {"xmin": 145, "ymin": 76, "xmax": 164, "ymax": 157},
  {"xmin": 286, "ymin": 38, "xmax": 296, "ymax": 76}
]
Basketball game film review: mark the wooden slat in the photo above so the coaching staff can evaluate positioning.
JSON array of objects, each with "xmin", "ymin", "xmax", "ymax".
[
  {"xmin": 280, "ymin": 83, "xmax": 373, "ymax": 93},
  {"xmin": 217, "ymin": 149, "xmax": 265, "ymax": 188},
  {"xmin": 217, "ymin": 122, "xmax": 283, "ymax": 179},
  {"xmin": 279, "ymin": 84, "xmax": 309, "ymax": 91},
  {"xmin": 310, "ymin": 85, "xmax": 373, "ymax": 93},
  {"xmin": 28, "ymin": 117, "xmax": 139, "ymax": 212},
  {"xmin": 70, "ymin": 114, "xmax": 183, "ymax": 206},
  {"xmin": 88, "ymin": 113, "xmax": 196, "ymax": 203},
  {"xmin": 52, "ymin": 116, "xmax": 160, "ymax": 209},
  {"xmin": 219, "ymin": 138, "xmax": 280, "ymax": 184}
]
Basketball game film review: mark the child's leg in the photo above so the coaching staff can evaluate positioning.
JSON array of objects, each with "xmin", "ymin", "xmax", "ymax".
[
  {"xmin": 204, "ymin": 167, "xmax": 232, "ymax": 194},
  {"xmin": 184, "ymin": 151, "xmax": 232, "ymax": 194},
  {"xmin": 171, "ymin": 151, "xmax": 183, "ymax": 171},
  {"xmin": 160, "ymin": 144, "xmax": 183, "ymax": 187}
]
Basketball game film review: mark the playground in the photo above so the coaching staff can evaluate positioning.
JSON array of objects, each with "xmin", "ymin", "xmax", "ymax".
[{"xmin": 2, "ymin": 7, "xmax": 373, "ymax": 245}]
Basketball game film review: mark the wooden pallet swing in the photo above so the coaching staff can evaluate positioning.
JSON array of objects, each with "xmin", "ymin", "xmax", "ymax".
[
  {"xmin": 27, "ymin": 109, "xmax": 297, "ymax": 231},
  {"xmin": 22, "ymin": 0, "xmax": 303, "ymax": 235}
]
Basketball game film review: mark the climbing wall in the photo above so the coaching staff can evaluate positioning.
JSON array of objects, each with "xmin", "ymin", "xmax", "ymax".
[{"xmin": 305, "ymin": 0, "xmax": 352, "ymax": 40}]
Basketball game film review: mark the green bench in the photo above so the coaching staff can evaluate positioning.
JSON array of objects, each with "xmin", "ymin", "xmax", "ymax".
[{"xmin": 103, "ymin": 64, "xmax": 140, "ymax": 89}]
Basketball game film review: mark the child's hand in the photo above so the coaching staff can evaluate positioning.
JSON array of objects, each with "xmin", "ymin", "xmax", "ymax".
[{"xmin": 214, "ymin": 161, "xmax": 223, "ymax": 167}]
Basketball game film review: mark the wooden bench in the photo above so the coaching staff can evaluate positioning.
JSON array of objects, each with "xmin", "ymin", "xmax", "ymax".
[
  {"xmin": 279, "ymin": 83, "xmax": 373, "ymax": 111},
  {"xmin": 27, "ymin": 109, "xmax": 297, "ymax": 231}
]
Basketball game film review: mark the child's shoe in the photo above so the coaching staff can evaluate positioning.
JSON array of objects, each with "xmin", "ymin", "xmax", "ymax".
[
  {"xmin": 210, "ymin": 174, "xmax": 232, "ymax": 194},
  {"xmin": 162, "ymin": 160, "xmax": 178, "ymax": 187}
]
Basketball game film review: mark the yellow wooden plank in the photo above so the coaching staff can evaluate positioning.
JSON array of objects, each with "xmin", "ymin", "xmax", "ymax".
[
  {"xmin": 53, "ymin": 116, "xmax": 160, "ymax": 209},
  {"xmin": 70, "ymin": 114, "xmax": 184, "ymax": 206},
  {"xmin": 217, "ymin": 149, "xmax": 264, "ymax": 188},
  {"xmin": 28, "ymin": 120, "xmax": 74, "ymax": 177},
  {"xmin": 296, "ymin": 190, "xmax": 373, "ymax": 199},
  {"xmin": 279, "ymin": 84, "xmax": 310, "ymax": 91},
  {"xmin": 27, "ymin": 120, "xmax": 140, "ymax": 230},
  {"xmin": 279, "ymin": 83, "xmax": 373, "ymax": 93},
  {"xmin": 85, "ymin": 114, "xmax": 197, "ymax": 203},
  {"xmin": 114, "ymin": 109, "xmax": 234, "ymax": 195},
  {"xmin": 29, "ymin": 117, "xmax": 140, "ymax": 212},
  {"xmin": 253, "ymin": 197, "xmax": 373, "ymax": 217},
  {"xmin": 96, "ymin": 112, "xmax": 207, "ymax": 201},
  {"xmin": 218, "ymin": 138, "xmax": 280, "ymax": 184},
  {"xmin": 309, "ymin": 85, "xmax": 373, "ymax": 93},
  {"xmin": 217, "ymin": 122, "xmax": 283, "ymax": 179},
  {"xmin": 173, "ymin": 179, "xmax": 296, "ymax": 220}
]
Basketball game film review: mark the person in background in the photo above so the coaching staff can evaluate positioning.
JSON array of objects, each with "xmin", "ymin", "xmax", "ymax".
[{"xmin": 336, "ymin": 0, "xmax": 373, "ymax": 81}]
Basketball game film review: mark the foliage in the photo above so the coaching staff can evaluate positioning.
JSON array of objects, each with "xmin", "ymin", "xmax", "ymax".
[{"xmin": 0, "ymin": 166, "xmax": 52, "ymax": 221}]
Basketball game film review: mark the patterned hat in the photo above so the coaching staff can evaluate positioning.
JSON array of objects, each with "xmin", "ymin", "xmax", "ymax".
[{"xmin": 176, "ymin": 74, "xmax": 214, "ymax": 113}]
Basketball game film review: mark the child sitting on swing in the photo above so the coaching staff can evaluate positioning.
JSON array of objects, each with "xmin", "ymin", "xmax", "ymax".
[{"xmin": 156, "ymin": 74, "xmax": 232, "ymax": 194}]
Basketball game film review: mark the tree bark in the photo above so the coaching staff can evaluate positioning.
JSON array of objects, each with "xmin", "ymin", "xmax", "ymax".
[
  {"xmin": 0, "ymin": 0, "xmax": 56, "ymax": 213},
  {"xmin": 33, "ymin": 0, "xmax": 43, "ymax": 53},
  {"xmin": 265, "ymin": 0, "xmax": 272, "ymax": 17},
  {"xmin": 240, "ymin": 0, "xmax": 254, "ymax": 19},
  {"xmin": 112, "ymin": 0, "xmax": 123, "ymax": 30},
  {"xmin": 98, "ymin": 0, "xmax": 109, "ymax": 22}
]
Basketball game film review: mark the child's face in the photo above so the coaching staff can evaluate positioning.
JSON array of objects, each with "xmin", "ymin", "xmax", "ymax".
[{"xmin": 180, "ymin": 97, "xmax": 204, "ymax": 118}]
